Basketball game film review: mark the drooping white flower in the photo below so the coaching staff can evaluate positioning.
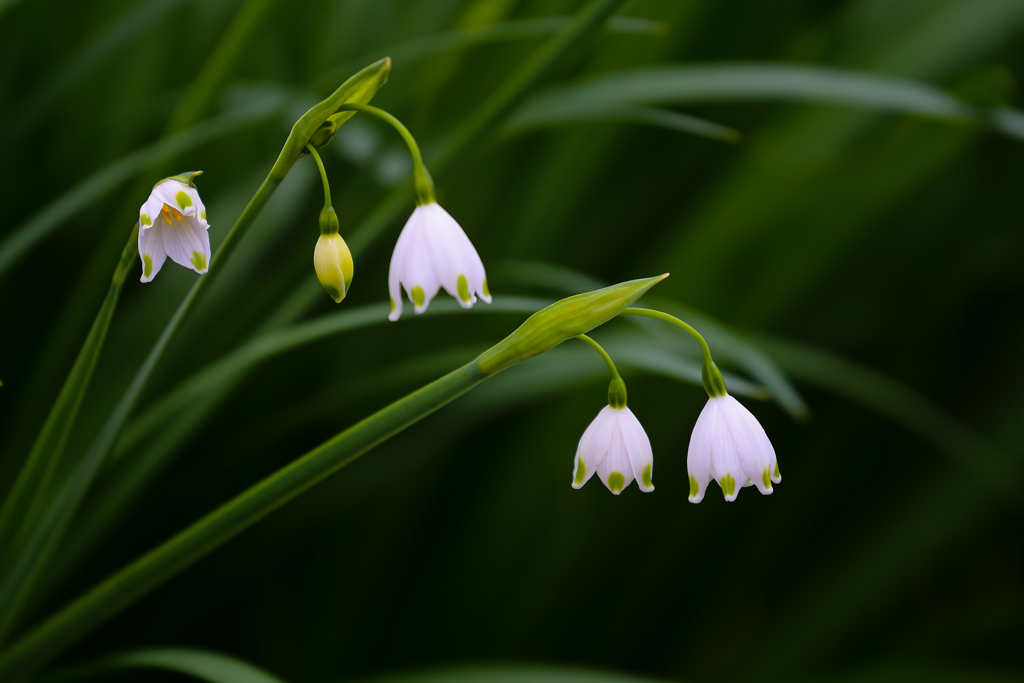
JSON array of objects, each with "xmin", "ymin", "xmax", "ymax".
[
  {"xmin": 687, "ymin": 394, "xmax": 780, "ymax": 503},
  {"xmin": 572, "ymin": 405, "xmax": 654, "ymax": 495},
  {"xmin": 387, "ymin": 202, "xmax": 490, "ymax": 321},
  {"xmin": 138, "ymin": 174, "xmax": 210, "ymax": 282}
]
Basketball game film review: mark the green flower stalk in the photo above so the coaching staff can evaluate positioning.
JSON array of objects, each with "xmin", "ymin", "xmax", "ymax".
[
  {"xmin": 572, "ymin": 334, "xmax": 654, "ymax": 494},
  {"xmin": 306, "ymin": 144, "xmax": 353, "ymax": 303}
]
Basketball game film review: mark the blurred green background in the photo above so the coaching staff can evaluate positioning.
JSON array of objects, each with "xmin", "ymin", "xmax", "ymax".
[{"xmin": 2, "ymin": 0, "xmax": 1023, "ymax": 681}]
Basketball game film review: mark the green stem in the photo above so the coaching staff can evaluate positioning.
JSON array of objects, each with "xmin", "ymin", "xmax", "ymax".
[
  {"xmin": 576, "ymin": 334, "xmax": 620, "ymax": 379},
  {"xmin": 305, "ymin": 143, "xmax": 332, "ymax": 208},
  {"xmin": 0, "ymin": 363, "xmax": 487, "ymax": 679},
  {"xmin": 0, "ymin": 224, "xmax": 138, "ymax": 644},
  {"xmin": 620, "ymin": 307, "xmax": 714, "ymax": 364},
  {"xmin": 334, "ymin": 102, "xmax": 435, "ymax": 205},
  {"xmin": 619, "ymin": 307, "xmax": 727, "ymax": 398}
]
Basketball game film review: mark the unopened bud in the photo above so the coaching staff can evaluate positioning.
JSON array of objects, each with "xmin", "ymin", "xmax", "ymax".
[{"xmin": 314, "ymin": 233, "xmax": 353, "ymax": 303}]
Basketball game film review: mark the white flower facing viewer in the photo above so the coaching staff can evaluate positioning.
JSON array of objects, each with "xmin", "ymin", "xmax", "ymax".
[
  {"xmin": 388, "ymin": 202, "xmax": 490, "ymax": 321},
  {"xmin": 138, "ymin": 172, "xmax": 210, "ymax": 282},
  {"xmin": 687, "ymin": 394, "xmax": 780, "ymax": 503},
  {"xmin": 572, "ymin": 404, "xmax": 655, "ymax": 495}
]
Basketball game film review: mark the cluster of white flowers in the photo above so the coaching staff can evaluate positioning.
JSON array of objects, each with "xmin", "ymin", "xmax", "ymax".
[
  {"xmin": 140, "ymin": 126, "xmax": 778, "ymax": 505},
  {"xmin": 572, "ymin": 387, "xmax": 780, "ymax": 501}
]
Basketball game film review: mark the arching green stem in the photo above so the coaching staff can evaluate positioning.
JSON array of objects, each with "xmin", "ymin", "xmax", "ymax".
[
  {"xmin": 576, "ymin": 334, "xmax": 620, "ymax": 379},
  {"xmin": 305, "ymin": 144, "xmax": 332, "ymax": 209},
  {"xmin": 620, "ymin": 307, "xmax": 727, "ymax": 398},
  {"xmin": 334, "ymin": 102, "xmax": 435, "ymax": 205},
  {"xmin": 577, "ymin": 334, "xmax": 627, "ymax": 408}
]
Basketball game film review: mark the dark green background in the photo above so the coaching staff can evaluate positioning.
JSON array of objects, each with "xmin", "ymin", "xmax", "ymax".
[{"xmin": 1, "ymin": 0, "xmax": 1022, "ymax": 681}]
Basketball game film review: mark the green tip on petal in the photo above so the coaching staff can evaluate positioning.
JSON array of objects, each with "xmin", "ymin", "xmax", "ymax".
[
  {"xmin": 176, "ymin": 191, "xmax": 193, "ymax": 210},
  {"xmin": 721, "ymin": 473, "xmax": 736, "ymax": 498},
  {"xmin": 607, "ymin": 472, "xmax": 625, "ymax": 492},
  {"xmin": 191, "ymin": 251, "xmax": 206, "ymax": 271},
  {"xmin": 143, "ymin": 255, "xmax": 153, "ymax": 279},
  {"xmin": 324, "ymin": 285, "xmax": 342, "ymax": 302},
  {"xmin": 688, "ymin": 474, "xmax": 699, "ymax": 498},
  {"xmin": 457, "ymin": 274, "xmax": 471, "ymax": 302},
  {"xmin": 774, "ymin": 463, "xmax": 781, "ymax": 478},
  {"xmin": 141, "ymin": 214, "xmax": 152, "ymax": 227},
  {"xmin": 482, "ymin": 278, "xmax": 490, "ymax": 298},
  {"xmin": 390, "ymin": 297, "xmax": 396, "ymax": 314},
  {"xmin": 573, "ymin": 457, "xmax": 586, "ymax": 485},
  {"xmin": 641, "ymin": 464, "xmax": 653, "ymax": 488},
  {"xmin": 761, "ymin": 468, "xmax": 772, "ymax": 490},
  {"xmin": 411, "ymin": 286, "xmax": 425, "ymax": 307}
]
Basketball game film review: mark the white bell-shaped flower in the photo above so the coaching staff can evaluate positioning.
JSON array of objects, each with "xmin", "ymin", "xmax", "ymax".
[
  {"xmin": 572, "ymin": 405, "xmax": 654, "ymax": 495},
  {"xmin": 687, "ymin": 395, "xmax": 780, "ymax": 503},
  {"xmin": 387, "ymin": 202, "xmax": 490, "ymax": 321},
  {"xmin": 138, "ymin": 174, "xmax": 210, "ymax": 282}
]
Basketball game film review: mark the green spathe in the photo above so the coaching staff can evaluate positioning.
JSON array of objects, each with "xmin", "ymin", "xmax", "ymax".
[
  {"xmin": 476, "ymin": 274, "xmax": 668, "ymax": 375},
  {"xmin": 275, "ymin": 57, "xmax": 391, "ymax": 176}
]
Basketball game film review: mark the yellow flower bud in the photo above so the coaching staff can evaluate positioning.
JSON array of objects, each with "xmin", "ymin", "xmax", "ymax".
[{"xmin": 314, "ymin": 233, "xmax": 354, "ymax": 303}]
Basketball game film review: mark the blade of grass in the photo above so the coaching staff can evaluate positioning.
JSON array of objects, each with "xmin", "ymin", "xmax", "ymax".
[
  {"xmin": 0, "ymin": 276, "xmax": 662, "ymax": 677},
  {"xmin": 502, "ymin": 102, "xmax": 740, "ymax": 142},
  {"xmin": 505, "ymin": 63, "xmax": 1024, "ymax": 142},
  {"xmin": 0, "ymin": 225, "xmax": 137, "ymax": 570},
  {"xmin": 0, "ymin": 97, "xmax": 285, "ymax": 279},
  {"xmin": 0, "ymin": 59, "xmax": 391, "ymax": 647},
  {"xmin": 42, "ymin": 647, "xmax": 285, "ymax": 683},
  {"xmin": 753, "ymin": 334, "xmax": 1018, "ymax": 498}
]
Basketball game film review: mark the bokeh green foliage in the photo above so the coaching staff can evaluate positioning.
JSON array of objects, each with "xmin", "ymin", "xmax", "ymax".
[{"xmin": 1, "ymin": 0, "xmax": 1023, "ymax": 681}]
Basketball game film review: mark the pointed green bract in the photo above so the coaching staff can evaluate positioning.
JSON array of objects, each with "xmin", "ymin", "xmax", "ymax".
[
  {"xmin": 161, "ymin": 170, "xmax": 202, "ymax": 189},
  {"xmin": 273, "ymin": 58, "xmax": 391, "ymax": 178},
  {"xmin": 476, "ymin": 275, "xmax": 668, "ymax": 375}
]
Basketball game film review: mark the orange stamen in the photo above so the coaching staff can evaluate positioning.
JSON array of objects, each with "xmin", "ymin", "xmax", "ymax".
[
  {"xmin": 161, "ymin": 204, "xmax": 173, "ymax": 223},
  {"xmin": 171, "ymin": 207, "xmax": 183, "ymax": 221}
]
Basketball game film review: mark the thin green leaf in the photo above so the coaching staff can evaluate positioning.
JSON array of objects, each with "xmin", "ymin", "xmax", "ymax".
[
  {"xmin": 0, "ymin": 97, "xmax": 285, "ymax": 279},
  {"xmin": 0, "ymin": 224, "xmax": 137, "ymax": 642},
  {"xmin": 753, "ymin": 335, "xmax": 1018, "ymax": 497},
  {"xmin": 505, "ymin": 63, "xmax": 1024, "ymax": 142},
  {"xmin": 367, "ymin": 665, "xmax": 670, "ymax": 683},
  {"xmin": 503, "ymin": 102, "xmax": 740, "ymax": 142},
  {"xmin": 43, "ymin": 647, "xmax": 285, "ymax": 683}
]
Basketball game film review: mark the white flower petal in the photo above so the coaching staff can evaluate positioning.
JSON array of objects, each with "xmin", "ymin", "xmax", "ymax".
[
  {"xmin": 161, "ymin": 215, "xmax": 210, "ymax": 273},
  {"xmin": 618, "ymin": 407, "xmax": 654, "ymax": 492},
  {"xmin": 686, "ymin": 398, "xmax": 719, "ymax": 503},
  {"xmin": 573, "ymin": 406, "xmax": 616, "ymax": 489},
  {"xmin": 419, "ymin": 204, "xmax": 473, "ymax": 309},
  {"xmin": 596, "ymin": 415, "xmax": 635, "ymax": 495},
  {"xmin": 387, "ymin": 217, "xmax": 417, "ymax": 321},
  {"xmin": 153, "ymin": 180, "xmax": 200, "ymax": 217},
  {"xmin": 138, "ymin": 219, "xmax": 167, "ymax": 283}
]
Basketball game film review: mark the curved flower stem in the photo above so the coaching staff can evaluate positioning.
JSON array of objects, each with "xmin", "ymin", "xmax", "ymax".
[
  {"xmin": 334, "ymin": 102, "xmax": 435, "ymax": 206},
  {"xmin": 304, "ymin": 144, "xmax": 332, "ymax": 209},
  {"xmin": 576, "ymin": 334, "xmax": 620, "ymax": 379},
  {"xmin": 620, "ymin": 307, "xmax": 714, "ymax": 365},
  {"xmin": 620, "ymin": 307, "xmax": 727, "ymax": 398}
]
